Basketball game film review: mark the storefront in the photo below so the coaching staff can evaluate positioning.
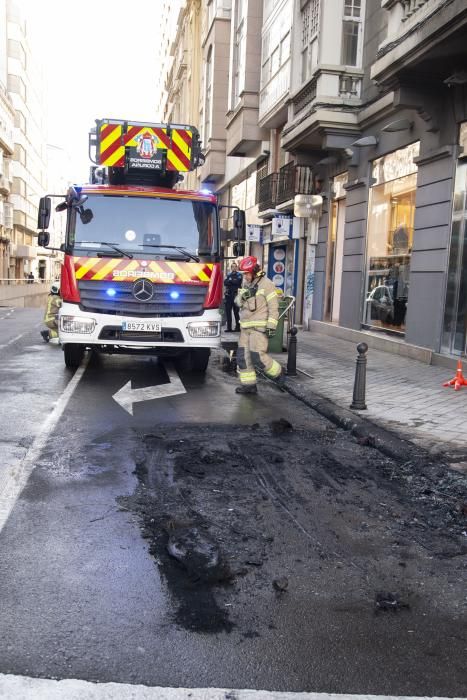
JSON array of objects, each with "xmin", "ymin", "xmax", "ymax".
[
  {"xmin": 442, "ymin": 122, "xmax": 467, "ymax": 356},
  {"xmin": 363, "ymin": 142, "xmax": 419, "ymax": 335}
]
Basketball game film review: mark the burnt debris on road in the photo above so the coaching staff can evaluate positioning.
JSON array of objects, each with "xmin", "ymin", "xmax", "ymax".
[{"xmin": 119, "ymin": 419, "xmax": 467, "ymax": 645}]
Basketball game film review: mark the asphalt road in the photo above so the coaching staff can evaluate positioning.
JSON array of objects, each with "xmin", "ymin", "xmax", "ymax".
[{"xmin": 0, "ymin": 308, "xmax": 466, "ymax": 697}]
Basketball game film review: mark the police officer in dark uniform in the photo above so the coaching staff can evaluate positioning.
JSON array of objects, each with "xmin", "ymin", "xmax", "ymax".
[{"xmin": 224, "ymin": 262, "xmax": 242, "ymax": 332}]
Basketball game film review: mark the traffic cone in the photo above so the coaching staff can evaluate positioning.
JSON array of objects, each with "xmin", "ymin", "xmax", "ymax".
[{"xmin": 443, "ymin": 360, "xmax": 467, "ymax": 391}]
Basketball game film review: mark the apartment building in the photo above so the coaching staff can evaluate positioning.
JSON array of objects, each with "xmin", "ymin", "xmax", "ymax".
[
  {"xmin": 161, "ymin": 0, "xmax": 467, "ymax": 358},
  {"xmin": 7, "ymin": 0, "xmax": 48, "ymax": 281},
  {"xmin": 155, "ymin": 0, "xmax": 185, "ymax": 121},
  {"xmin": 0, "ymin": 0, "xmax": 15, "ymax": 281}
]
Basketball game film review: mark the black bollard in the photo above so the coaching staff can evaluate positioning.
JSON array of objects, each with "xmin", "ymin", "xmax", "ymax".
[
  {"xmin": 350, "ymin": 342, "xmax": 368, "ymax": 410},
  {"xmin": 286, "ymin": 326, "xmax": 298, "ymax": 377}
]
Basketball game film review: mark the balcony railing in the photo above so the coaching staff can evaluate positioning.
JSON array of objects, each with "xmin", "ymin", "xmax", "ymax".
[
  {"xmin": 257, "ymin": 172, "xmax": 279, "ymax": 212},
  {"xmin": 277, "ymin": 163, "xmax": 314, "ymax": 204}
]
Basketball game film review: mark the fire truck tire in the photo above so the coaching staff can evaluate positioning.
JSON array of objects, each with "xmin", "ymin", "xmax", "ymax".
[
  {"xmin": 176, "ymin": 349, "xmax": 210, "ymax": 373},
  {"xmin": 190, "ymin": 348, "xmax": 210, "ymax": 373},
  {"xmin": 63, "ymin": 343, "xmax": 85, "ymax": 369}
]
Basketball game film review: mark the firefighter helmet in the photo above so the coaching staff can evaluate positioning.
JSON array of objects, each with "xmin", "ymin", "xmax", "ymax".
[
  {"xmin": 51, "ymin": 282, "xmax": 60, "ymax": 294},
  {"xmin": 239, "ymin": 256, "xmax": 259, "ymax": 274}
]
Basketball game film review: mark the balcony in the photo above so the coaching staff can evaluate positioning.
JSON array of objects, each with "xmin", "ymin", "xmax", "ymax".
[
  {"xmin": 226, "ymin": 94, "xmax": 268, "ymax": 157},
  {"xmin": 257, "ymin": 172, "xmax": 279, "ymax": 213},
  {"xmin": 277, "ymin": 163, "xmax": 314, "ymax": 205},
  {"xmin": 259, "ymin": 60, "xmax": 290, "ymax": 127},
  {"xmin": 372, "ymin": 0, "xmax": 467, "ymax": 85}
]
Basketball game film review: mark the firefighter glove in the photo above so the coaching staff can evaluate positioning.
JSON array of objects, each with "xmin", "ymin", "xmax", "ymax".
[{"xmin": 266, "ymin": 328, "xmax": 276, "ymax": 338}]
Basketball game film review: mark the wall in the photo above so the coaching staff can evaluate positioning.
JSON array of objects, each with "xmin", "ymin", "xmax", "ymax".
[{"xmin": 0, "ymin": 282, "xmax": 48, "ymax": 307}]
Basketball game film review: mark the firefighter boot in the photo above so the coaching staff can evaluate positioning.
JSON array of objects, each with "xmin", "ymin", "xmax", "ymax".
[
  {"xmin": 40, "ymin": 330, "xmax": 50, "ymax": 343},
  {"xmin": 274, "ymin": 369, "xmax": 287, "ymax": 388},
  {"xmin": 235, "ymin": 384, "xmax": 258, "ymax": 395}
]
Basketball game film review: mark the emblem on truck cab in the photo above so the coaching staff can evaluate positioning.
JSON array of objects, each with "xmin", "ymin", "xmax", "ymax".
[{"xmin": 132, "ymin": 278, "xmax": 154, "ymax": 301}]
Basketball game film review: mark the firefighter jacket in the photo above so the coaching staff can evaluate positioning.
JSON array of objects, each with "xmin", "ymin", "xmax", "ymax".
[
  {"xmin": 235, "ymin": 273, "xmax": 279, "ymax": 332},
  {"xmin": 44, "ymin": 294, "xmax": 61, "ymax": 328}
]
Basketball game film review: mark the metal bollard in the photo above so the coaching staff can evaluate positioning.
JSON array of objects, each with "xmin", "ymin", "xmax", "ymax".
[
  {"xmin": 350, "ymin": 342, "xmax": 368, "ymax": 410},
  {"xmin": 286, "ymin": 326, "xmax": 298, "ymax": 376}
]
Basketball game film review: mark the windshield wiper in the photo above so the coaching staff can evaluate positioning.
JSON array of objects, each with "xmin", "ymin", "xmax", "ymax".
[
  {"xmin": 77, "ymin": 242, "xmax": 133, "ymax": 259},
  {"xmin": 140, "ymin": 244, "xmax": 200, "ymax": 263}
]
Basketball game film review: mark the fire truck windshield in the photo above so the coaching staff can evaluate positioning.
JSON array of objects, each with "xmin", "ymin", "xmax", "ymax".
[{"xmin": 70, "ymin": 195, "xmax": 218, "ymax": 257}]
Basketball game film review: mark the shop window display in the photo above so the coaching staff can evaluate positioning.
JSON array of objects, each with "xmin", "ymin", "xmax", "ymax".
[{"xmin": 364, "ymin": 143, "xmax": 419, "ymax": 334}]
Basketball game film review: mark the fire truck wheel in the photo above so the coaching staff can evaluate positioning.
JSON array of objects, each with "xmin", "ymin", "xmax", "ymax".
[
  {"xmin": 190, "ymin": 348, "xmax": 210, "ymax": 373},
  {"xmin": 63, "ymin": 343, "xmax": 85, "ymax": 369},
  {"xmin": 176, "ymin": 349, "xmax": 210, "ymax": 374}
]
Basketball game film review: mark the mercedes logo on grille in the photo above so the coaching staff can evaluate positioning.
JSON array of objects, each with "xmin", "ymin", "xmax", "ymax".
[{"xmin": 132, "ymin": 278, "xmax": 154, "ymax": 302}]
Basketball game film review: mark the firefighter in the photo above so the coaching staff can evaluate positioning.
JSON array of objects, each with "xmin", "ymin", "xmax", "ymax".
[
  {"xmin": 234, "ymin": 256, "xmax": 285, "ymax": 394},
  {"xmin": 40, "ymin": 282, "xmax": 62, "ymax": 344}
]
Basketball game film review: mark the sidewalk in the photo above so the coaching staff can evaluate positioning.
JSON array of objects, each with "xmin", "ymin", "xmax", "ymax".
[{"xmin": 288, "ymin": 330, "xmax": 467, "ymax": 457}]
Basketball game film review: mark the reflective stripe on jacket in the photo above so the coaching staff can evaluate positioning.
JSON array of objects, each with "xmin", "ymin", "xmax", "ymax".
[{"xmin": 235, "ymin": 274, "xmax": 279, "ymax": 331}]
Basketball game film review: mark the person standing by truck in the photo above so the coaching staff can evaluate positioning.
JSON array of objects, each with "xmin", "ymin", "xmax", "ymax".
[
  {"xmin": 234, "ymin": 256, "xmax": 284, "ymax": 394},
  {"xmin": 40, "ymin": 283, "xmax": 62, "ymax": 344},
  {"xmin": 224, "ymin": 262, "xmax": 242, "ymax": 332}
]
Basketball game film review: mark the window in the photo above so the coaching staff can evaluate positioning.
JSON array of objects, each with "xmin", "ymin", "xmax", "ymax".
[
  {"xmin": 14, "ymin": 143, "xmax": 26, "ymax": 166},
  {"xmin": 7, "ymin": 75, "xmax": 26, "ymax": 101},
  {"xmin": 14, "ymin": 110, "xmax": 26, "ymax": 133},
  {"xmin": 12, "ymin": 177, "xmax": 26, "ymax": 197},
  {"xmin": 204, "ymin": 47, "xmax": 213, "ymax": 142},
  {"xmin": 364, "ymin": 143, "xmax": 420, "ymax": 334},
  {"xmin": 4, "ymin": 202, "xmax": 13, "ymax": 229},
  {"xmin": 341, "ymin": 0, "xmax": 363, "ymax": 67},
  {"xmin": 301, "ymin": 0, "xmax": 320, "ymax": 83},
  {"xmin": 260, "ymin": 0, "xmax": 292, "ymax": 88},
  {"xmin": 231, "ymin": 0, "xmax": 246, "ymax": 107}
]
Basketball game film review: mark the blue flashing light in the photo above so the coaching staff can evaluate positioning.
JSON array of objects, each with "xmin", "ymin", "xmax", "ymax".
[
  {"xmin": 199, "ymin": 188, "xmax": 212, "ymax": 195},
  {"xmin": 170, "ymin": 291, "xmax": 180, "ymax": 300},
  {"xmin": 106, "ymin": 288, "xmax": 117, "ymax": 297}
]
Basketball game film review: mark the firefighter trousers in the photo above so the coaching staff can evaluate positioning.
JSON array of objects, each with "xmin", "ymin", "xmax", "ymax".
[
  {"xmin": 44, "ymin": 318, "xmax": 58, "ymax": 339},
  {"xmin": 237, "ymin": 328, "xmax": 282, "ymax": 386}
]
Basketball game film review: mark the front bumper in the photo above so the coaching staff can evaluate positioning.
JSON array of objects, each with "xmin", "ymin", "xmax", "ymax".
[{"xmin": 58, "ymin": 303, "xmax": 221, "ymax": 350}]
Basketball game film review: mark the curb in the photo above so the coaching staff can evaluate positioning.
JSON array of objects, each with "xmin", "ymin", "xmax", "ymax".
[{"xmin": 282, "ymin": 379, "xmax": 425, "ymax": 464}]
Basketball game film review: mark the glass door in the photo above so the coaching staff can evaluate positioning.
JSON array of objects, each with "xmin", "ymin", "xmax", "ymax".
[{"xmin": 442, "ymin": 163, "xmax": 467, "ymax": 355}]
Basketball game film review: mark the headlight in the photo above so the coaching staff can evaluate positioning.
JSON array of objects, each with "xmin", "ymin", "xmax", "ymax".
[
  {"xmin": 187, "ymin": 321, "xmax": 220, "ymax": 338},
  {"xmin": 60, "ymin": 315, "xmax": 96, "ymax": 334}
]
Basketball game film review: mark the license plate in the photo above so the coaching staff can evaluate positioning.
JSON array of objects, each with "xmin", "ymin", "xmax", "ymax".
[{"xmin": 122, "ymin": 321, "xmax": 161, "ymax": 332}]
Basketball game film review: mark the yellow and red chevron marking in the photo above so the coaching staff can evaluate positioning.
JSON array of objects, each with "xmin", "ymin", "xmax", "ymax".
[
  {"xmin": 99, "ymin": 123, "xmax": 125, "ymax": 167},
  {"xmin": 73, "ymin": 257, "xmax": 213, "ymax": 285},
  {"xmin": 97, "ymin": 122, "xmax": 193, "ymax": 171},
  {"xmin": 166, "ymin": 128, "xmax": 192, "ymax": 172}
]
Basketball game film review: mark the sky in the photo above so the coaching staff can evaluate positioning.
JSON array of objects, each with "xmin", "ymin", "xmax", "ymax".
[{"xmin": 25, "ymin": 0, "xmax": 165, "ymax": 182}]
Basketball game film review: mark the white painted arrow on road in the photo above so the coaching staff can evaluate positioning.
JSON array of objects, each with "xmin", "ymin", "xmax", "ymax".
[{"xmin": 113, "ymin": 363, "xmax": 186, "ymax": 415}]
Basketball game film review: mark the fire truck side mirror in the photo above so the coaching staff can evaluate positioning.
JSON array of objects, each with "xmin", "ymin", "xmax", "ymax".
[
  {"xmin": 38, "ymin": 197, "xmax": 51, "ymax": 230},
  {"xmin": 233, "ymin": 209, "xmax": 246, "ymax": 241},
  {"xmin": 233, "ymin": 242, "xmax": 245, "ymax": 257},
  {"xmin": 38, "ymin": 231, "xmax": 50, "ymax": 247}
]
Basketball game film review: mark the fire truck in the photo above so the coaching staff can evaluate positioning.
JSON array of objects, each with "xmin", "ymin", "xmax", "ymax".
[{"xmin": 37, "ymin": 119, "xmax": 245, "ymax": 371}]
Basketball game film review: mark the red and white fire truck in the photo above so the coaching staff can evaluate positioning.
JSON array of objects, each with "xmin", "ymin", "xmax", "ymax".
[{"xmin": 37, "ymin": 119, "xmax": 245, "ymax": 371}]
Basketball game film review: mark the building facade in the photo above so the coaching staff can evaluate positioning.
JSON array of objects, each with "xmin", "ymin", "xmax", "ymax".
[
  {"xmin": 0, "ymin": 0, "xmax": 15, "ymax": 282},
  {"xmin": 160, "ymin": 0, "xmax": 467, "ymax": 358},
  {"xmin": 7, "ymin": 0, "xmax": 48, "ymax": 282}
]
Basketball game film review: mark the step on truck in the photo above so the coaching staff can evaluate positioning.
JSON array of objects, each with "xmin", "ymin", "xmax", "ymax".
[{"xmin": 36, "ymin": 119, "xmax": 246, "ymax": 371}]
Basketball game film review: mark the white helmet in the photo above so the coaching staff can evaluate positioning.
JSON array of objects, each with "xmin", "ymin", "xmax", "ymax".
[{"xmin": 51, "ymin": 282, "xmax": 60, "ymax": 294}]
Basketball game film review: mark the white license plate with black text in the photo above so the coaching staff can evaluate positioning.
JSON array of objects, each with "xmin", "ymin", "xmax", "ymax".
[{"xmin": 122, "ymin": 321, "xmax": 161, "ymax": 332}]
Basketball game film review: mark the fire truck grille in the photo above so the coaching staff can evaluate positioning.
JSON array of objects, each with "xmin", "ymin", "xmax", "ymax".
[{"xmin": 78, "ymin": 281, "xmax": 207, "ymax": 317}]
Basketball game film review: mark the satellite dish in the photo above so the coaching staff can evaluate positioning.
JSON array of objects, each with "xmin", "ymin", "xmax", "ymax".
[{"xmin": 294, "ymin": 194, "xmax": 323, "ymax": 217}]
